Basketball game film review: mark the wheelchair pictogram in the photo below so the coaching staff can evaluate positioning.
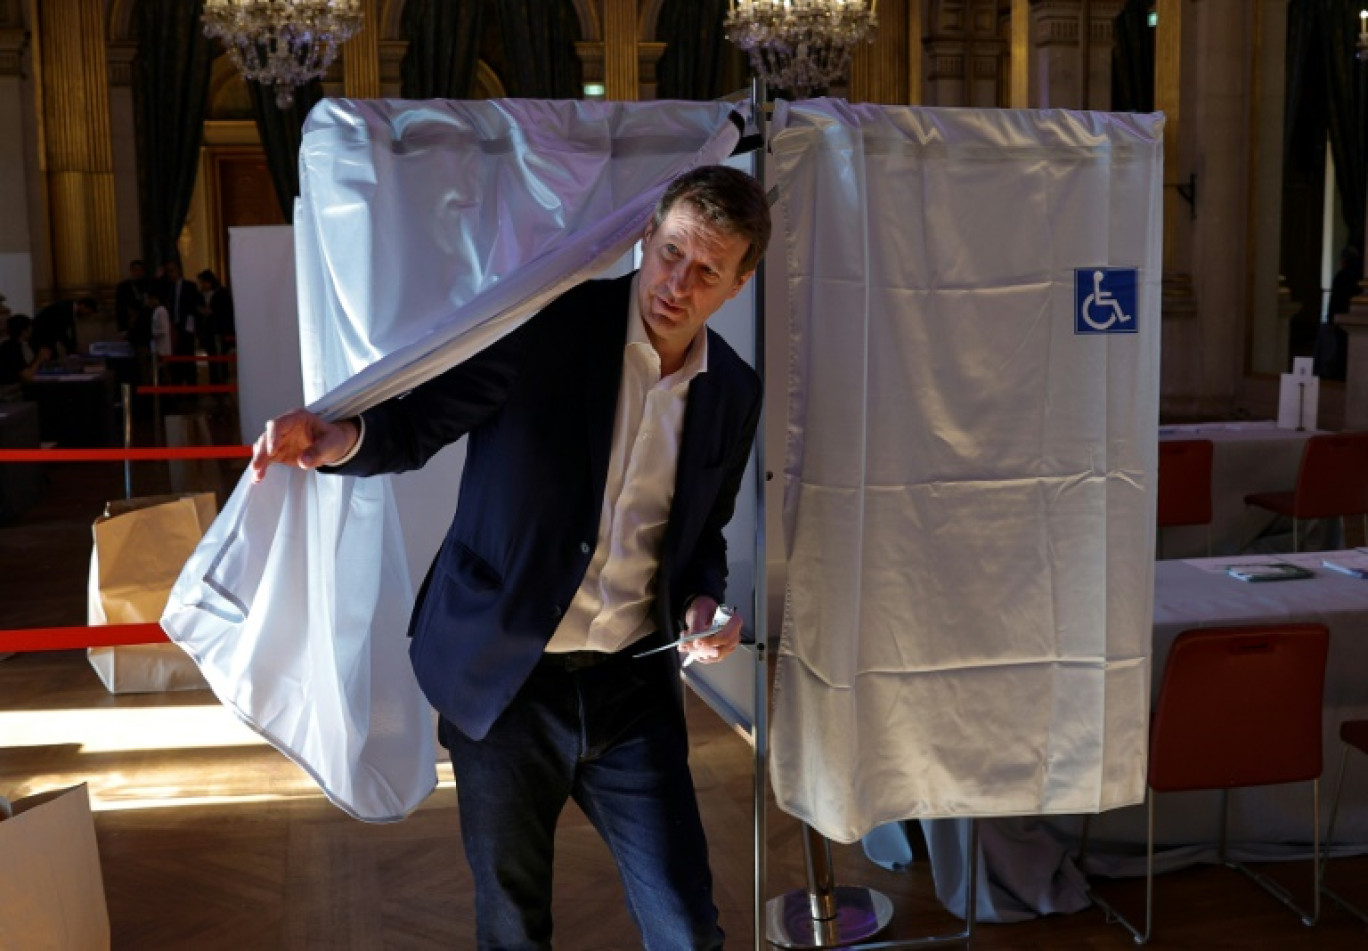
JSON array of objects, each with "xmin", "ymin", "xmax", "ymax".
[{"xmin": 1074, "ymin": 268, "xmax": 1139, "ymax": 335}]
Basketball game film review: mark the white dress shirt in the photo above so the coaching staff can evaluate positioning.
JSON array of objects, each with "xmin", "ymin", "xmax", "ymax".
[
  {"xmin": 334, "ymin": 277, "xmax": 706, "ymax": 653},
  {"xmin": 545, "ymin": 276, "xmax": 707, "ymax": 653}
]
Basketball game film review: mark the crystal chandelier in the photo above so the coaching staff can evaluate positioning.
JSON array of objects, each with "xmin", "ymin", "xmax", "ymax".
[
  {"xmin": 724, "ymin": 0, "xmax": 878, "ymax": 99},
  {"xmin": 202, "ymin": 0, "xmax": 364, "ymax": 109}
]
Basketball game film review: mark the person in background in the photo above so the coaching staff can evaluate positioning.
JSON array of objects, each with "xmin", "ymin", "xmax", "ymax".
[
  {"xmin": 146, "ymin": 289, "xmax": 172, "ymax": 361},
  {"xmin": 159, "ymin": 260, "xmax": 199, "ymax": 385},
  {"xmin": 115, "ymin": 260, "xmax": 150, "ymax": 339},
  {"xmin": 196, "ymin": 269, "xmax": 234, "ymax": 384},
  {"xmin": 248, "ymin": 165, "xmax": 769, "ymax": 949},
  {"xmin": 1316, "ymin": 245, "xmax": 1362, "ymax": 381},
  {"xmin": 0, "ymin": 314, "xmax": 52, "ymax": 395},
  {"xmin": 32, "ymin": 296, "xmax": 94, "ymax": 358}
]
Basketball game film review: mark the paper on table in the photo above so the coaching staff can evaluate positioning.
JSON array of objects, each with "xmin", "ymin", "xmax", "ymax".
[
  {"xmin": 1183, "ymin": 554, "xmax": 1301, "ymax": 575},
  {"xmin": 1321, "ymin": 551, "xmax": 1368, "ymax": 579}
]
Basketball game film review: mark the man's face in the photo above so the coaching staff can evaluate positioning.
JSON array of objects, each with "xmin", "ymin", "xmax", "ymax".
[
  {"xmin": 635, "ymin": 203, "xmax": 753, "ymax": 360},
  {"xmin": 165, "ymin": 263, "xmax": 181, "ymax": 282},
  {"xmin": 131, "ymin": 264, "xmax": 145, "ymax": 280}
]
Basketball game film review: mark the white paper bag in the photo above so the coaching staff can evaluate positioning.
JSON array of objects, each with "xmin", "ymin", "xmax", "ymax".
[
  {"xmin": 0, "ymin": 785, "xmax": 110, "ymax": 950},
  {"xmin": 88, "ymin": 493, "xmax": 214, "ymax": 693}
]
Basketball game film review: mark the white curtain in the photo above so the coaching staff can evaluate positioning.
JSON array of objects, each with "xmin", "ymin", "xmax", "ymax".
[
  {"xmin": 769, "ymin": 100, "xmax": 1163, "ymax": 843},
  {"xmin": 163, "ymin": 99, "xmax": 742, "ymax": 822}
]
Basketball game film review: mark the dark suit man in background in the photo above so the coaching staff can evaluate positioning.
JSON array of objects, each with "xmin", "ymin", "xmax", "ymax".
[
  {"xmin": 249, "ymin": 166, "xmax": 770, "ymax": 949},
  {"xmin": 196, "ymin": 269, "xmax": 234, "ymax": 384},
  {"xmin": 115, "ymin": 259, "xmax": 149, "ymax": 339},
  {"xmin": 158, "ymin": 260, "xmax": 199, "ymax": 384}
]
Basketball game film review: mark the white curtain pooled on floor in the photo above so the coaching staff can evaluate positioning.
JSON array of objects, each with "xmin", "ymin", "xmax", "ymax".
[
  {"xmin": 769, "ymin": 100, "xmax": 1163, "ymax": 843},
  {"xmin": 162, "ymin": 99, "xmax": 742, "ymax": 822}
]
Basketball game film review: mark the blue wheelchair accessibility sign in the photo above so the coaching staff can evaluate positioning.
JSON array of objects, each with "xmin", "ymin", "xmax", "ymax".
[{"xmin": 1074, "ymin": 268, "xmax": 1138, "ymax": 334}]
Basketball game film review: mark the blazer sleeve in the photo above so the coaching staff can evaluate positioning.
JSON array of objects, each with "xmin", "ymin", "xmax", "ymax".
[{"xmin": 327, "ymin": 319, "xmax": 532, "ymax": 477}]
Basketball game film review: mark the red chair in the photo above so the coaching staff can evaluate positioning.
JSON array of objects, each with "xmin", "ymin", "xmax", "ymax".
[
  {"xmin": 1157, "ymin": 439, "xmax": 1214, "ymax": 556},
  {"xmin": 1086, "ymin": 623, "xmax": 1329, "ymax": 944},
  {"xmin": 1322, "ymin": 719, "xmax": 1368, "ymax": 924},
  {"xmin": 1244, "ymin": 432, "xmax": 1368, "ymax": 552}
]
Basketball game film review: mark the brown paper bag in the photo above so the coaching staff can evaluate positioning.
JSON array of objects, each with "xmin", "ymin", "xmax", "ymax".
[
  {"xmin": 0, "ymin": 785, "xmax": 110, "ymax": 950},
  {"xmin": 87, "ymin": 493, "xmax": 215, "ymax": 693}
]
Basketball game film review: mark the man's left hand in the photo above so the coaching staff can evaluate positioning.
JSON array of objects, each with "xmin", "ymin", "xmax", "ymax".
[{"xmin": 680, "ymin": 596, "xmax": 743, "ymax": 666}]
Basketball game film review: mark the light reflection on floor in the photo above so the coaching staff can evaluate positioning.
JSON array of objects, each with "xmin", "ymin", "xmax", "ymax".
[{"xmin": 1, "ymin": 704, "xmax": 455, "ymax": 811}]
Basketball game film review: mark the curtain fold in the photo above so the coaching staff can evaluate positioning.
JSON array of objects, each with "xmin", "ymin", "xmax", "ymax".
[
  {"xmin": 1110, "ymin": 0, "xmax": 1154, "ymax": 113},
  {"xmin": 1318, "ymin": 0, "xmax": 1367, "ymax": 249},
  {"xmin": 132, "ymin": 0, "xmax": 213, "ymax": 268},
  {"xmin": 494, "ymin": 0, "xmax": 581, "ymax": 98},
  {"xmin": 655, "ymin": 0, "xmax": 731, "ymax": 101},
  {"xmin": 400, "ymin": 0, "xmax": 484, "ymax": 99},
  {"xmin": 162, "ymin": 99, "xmax": 743, "ymax": 822},
  {"xmin": 249, "ymin": 79, "xmax": 324, "ymax": 221}
]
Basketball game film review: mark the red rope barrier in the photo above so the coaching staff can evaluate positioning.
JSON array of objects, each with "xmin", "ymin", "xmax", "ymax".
[
  {"xmin": 0, "ymin": 622, "xmax": 169, "ymax": 652},
  {"xmin": 156, "ymin": 354, "xmax": 237, "ymax": 363},
  {"xmin": 137, "ymin": 384, "xmax": 237, "ymax": 395},
  {"xmin": 0, "ymin": 446, "xmax": 251, "ymax": 463}
]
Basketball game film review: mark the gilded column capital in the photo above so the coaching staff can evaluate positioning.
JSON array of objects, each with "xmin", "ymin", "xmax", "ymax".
[
  {"xmin": 106, "ymin": 41, "xmax": 136, "ymax": 89},
  {"xmin": 637, "ymin": 41, "xmax": 665, "ymax": 101},
  {"xmin": 379, "ymin": 38, "xmax": 406, "ymax": 93},
  {"xmin": 575, "ymin": 40, "xmax": 605, "ymax": 89}
]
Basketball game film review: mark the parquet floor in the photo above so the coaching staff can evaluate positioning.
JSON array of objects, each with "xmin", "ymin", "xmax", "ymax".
[{"xmin": 5, "ymin": 455, "xmax": 1368, "ymax": 948}]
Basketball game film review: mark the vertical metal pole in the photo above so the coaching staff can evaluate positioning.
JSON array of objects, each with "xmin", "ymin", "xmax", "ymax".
[
  {"xmin": 801, "ymin": 824, "xmax": 839, "ymax": 921},
  {"xmin": 121, "ymin": 382, "xmax": 132, "ymax": 499},
  {"xmin": 151, "ymin": 349, "xmax": 163, "ymax": 445},
  {"xmin": 751, "ymin": 74, "xmax": 770, "ymax": 951}
]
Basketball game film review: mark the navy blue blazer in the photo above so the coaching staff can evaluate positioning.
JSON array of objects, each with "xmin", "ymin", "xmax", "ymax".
[{"xmin": 333, "ymin": 273, "xmax": 762, "ymax": 740}]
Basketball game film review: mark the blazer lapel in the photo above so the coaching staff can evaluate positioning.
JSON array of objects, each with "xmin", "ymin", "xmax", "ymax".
[{"xmin": 584, "ymin": 277, "xmax": 633, "ymax": 501}]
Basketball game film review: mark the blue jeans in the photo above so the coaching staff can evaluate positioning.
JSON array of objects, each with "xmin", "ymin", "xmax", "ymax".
[{"xmin": 441, "ymin": 648, "xmax": 724, "ymax": 951}]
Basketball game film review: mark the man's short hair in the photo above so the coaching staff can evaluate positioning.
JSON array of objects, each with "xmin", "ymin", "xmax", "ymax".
[
  {"xmin": 130, "ymin": 260, "xmax": 145, "ymax": 270},
  {"xmin": 197, "ymin": 269, "xmax": 220, "ymax": 287},
  {"xmin": 77, "ymin": 296, "xmax": 98, "ymax": 311},
  {"xmin": 7, "ymin": 313, "xmax": 31, "ymax": 338},
  {"xmin": 652, "ymin": 165, "xmax": 771, "ymax": 276}
]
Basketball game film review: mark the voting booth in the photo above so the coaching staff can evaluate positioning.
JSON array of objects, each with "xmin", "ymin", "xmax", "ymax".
[{"xmin": 164, "ymin": 97, "xmax": 1163, "ymax": 944}]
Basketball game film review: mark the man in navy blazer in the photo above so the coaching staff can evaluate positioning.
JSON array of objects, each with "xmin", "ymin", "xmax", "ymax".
[{"xmin": 251, "ymin": 166, "xmax": 769, "ymax": 949}]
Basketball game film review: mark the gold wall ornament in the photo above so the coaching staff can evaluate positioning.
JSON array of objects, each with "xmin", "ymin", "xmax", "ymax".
[
  {"xmin": 724, "ymin": 0, "xmax": 878, "ymax": 99},
  {"xmin": 202, "ymin": 0, "xmax": 364, "ymax": 108}
]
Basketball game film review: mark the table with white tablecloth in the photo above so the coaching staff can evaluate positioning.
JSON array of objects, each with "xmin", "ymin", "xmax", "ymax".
[
  {"xmin": 1158, "ymin": 421, "xmax": 1318, "ymax": 558},
  {"xmin": 906, "ymin": 554, "xmax": 1368, "ymax": 921}
]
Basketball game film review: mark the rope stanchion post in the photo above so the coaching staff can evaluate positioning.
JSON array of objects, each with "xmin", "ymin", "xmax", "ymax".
[
  {"xmin": 121, "ymin": 383, "xmax": 133, "ymax": 499},
  {"xmin": 151, "ymin": 346, "xmax": 163, "ymax": 444}
]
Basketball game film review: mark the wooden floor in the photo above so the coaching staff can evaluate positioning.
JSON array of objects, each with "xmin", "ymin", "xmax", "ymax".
[{"xmin": 5, "ymin": 454, "xmax": 1368, "ymax": 948}]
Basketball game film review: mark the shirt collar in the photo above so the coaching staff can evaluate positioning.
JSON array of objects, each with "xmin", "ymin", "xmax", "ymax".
[{"xmin": 627, "ymin": 274, "xmax": 708, "ymax": 383}]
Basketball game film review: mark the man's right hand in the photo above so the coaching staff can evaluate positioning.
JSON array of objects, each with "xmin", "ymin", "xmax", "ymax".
[{"xmin": 250, "ymin": 409, "xmax": 358, "ymax": 484}]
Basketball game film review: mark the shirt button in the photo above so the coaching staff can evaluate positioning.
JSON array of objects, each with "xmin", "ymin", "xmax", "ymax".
[{"xmin": 580, "ymin": 541, "xmax": 591, "ymax": 554}]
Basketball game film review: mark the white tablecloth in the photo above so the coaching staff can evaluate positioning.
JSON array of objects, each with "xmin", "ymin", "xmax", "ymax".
[
  {"xmin": 1158, "ymin": 421, "xmax": 1317, "ymax": 558},
  {"xmin": 906, "ymin": 554, "xmax": 1368, "ymax": 921}
]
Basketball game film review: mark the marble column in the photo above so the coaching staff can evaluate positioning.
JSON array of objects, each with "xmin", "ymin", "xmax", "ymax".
[
  {"xmin": 603, "ymin": 0, "xmax": 638, "ymax": 100},
  {"xmin": 35, "ymin": 0, "xmax": 120, "ymax": 298},
  {"xmin": 106, "ymin": 42, "xmax": 140, "ymax": 275},
  {"xmin": 1245, "ymin": 1, "xmax": 1292, "ymax": 380},
  {"xmin": 1029, "ymin": 0, "xmax": 1123, "ymax": 109},
  {"xmin": 0, "ymin": 25, "xmax": 31, "ymax": 256},
  {"xmin": 849, "ymin": 0, "xmax": 909, "ymax": 104},
  {"xmin": 343, "ymin": 0, "xmax": 381, "ymax": 99}
]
